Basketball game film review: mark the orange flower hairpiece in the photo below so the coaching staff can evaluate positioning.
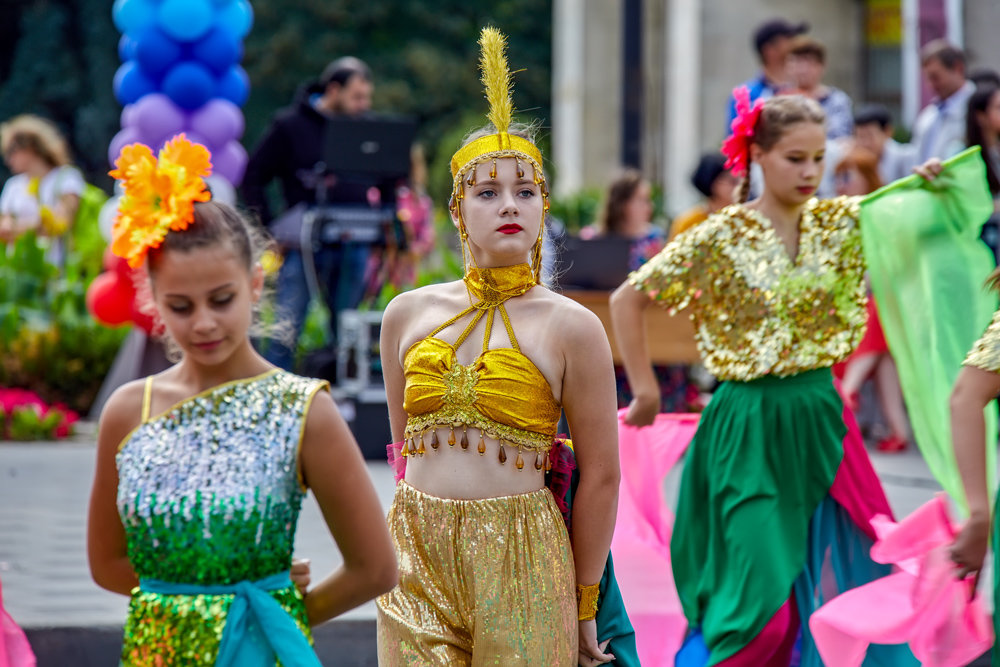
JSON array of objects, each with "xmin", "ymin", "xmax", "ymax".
[{"xmin": 109, "ymin": 133, "xmax": 212, "ymax": 268}]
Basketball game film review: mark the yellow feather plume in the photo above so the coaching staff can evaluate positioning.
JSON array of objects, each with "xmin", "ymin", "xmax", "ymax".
[{"xmin": 479, "ymin": 27, "xmax": 513, "ymax": 135}]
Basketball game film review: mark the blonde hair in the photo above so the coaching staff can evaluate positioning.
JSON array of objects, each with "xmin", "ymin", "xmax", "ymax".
[
  {"xmin": 0, "ymin": 114, "xmax": 72, "ymax": 168},
  {"xmin": 737, "ymin": 95, "xmax": 826, "ymax": 203}
]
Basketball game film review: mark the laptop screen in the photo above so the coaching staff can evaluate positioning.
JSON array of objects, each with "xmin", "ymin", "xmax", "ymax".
[
  {"xmin": 556, "ymin": 236, "xmax": 633, "ymax": 291},
  {"xmin": 322, "ymin": 116, "xmax": 418, "ymax": 179}
]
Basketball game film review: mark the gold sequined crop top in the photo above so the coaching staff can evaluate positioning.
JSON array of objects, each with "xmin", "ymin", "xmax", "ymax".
[
  {"xmin": 402, "ymin": 264, "xmax": 562, "ymax": 470},
  {"xmin": 629, "ymin": 197, "xmax": 868, "ymax": 381},
  {"xmin": 965, "ymin": 307, "xmax": 1000, "ymax": 372}
]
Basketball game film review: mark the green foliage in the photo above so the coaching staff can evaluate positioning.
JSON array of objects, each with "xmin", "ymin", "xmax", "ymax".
[
  {"xmin": 0, "ymin": 0, "xmax": 120, "ymax": 189},
  {"xmin": 0, "ymin": 233, "xmax": 127, "ymax": 414},
  {"xmin": 2, "ymin": 404, "xmax": 67, "ymax": 441},
  {"xmin": 549, "ymin": 187, "xmax": 605, "ymax": 234},
  {"xmin": 244, "ymin": 0, "xmax": 553, "ymax": 202}
]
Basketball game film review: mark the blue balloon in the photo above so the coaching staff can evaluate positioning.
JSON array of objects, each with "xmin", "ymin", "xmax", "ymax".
[
  {"xmin": 113, "ymin": 61, "xmax": 156, "ymax": 106},
  {"xmin": 217, "ymin": 65, "xmax": 249, "ymax": 106},
  {"xmin": 192, "ymin": 26, "xmax": 240, "ymax": 75},
  {"xmin": 162, "ymin": 62, "xmax": 216, "ymax": 109},
  {"xmin": 112, "ymin": 0, "xmax": 156, "ymax": 35},
  {"xmin": 216, "ymin": 0, "xmax": 253, "ymax": 39},
  {"xmin": 158, "ymin": 0, "xmax": 215, "ymax": 43},
  {"xmin": 135, "ymin": 27, "xmax": 183, "ymax": 76},
  {"xmin": 118, "ymin": 34, "xmax": 138, "ymax": 62}
]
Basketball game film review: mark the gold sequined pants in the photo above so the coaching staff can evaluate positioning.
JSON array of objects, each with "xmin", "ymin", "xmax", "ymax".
[{"xmin": 376, "ymin": 481, "xmax": 577, "ymax": 666}]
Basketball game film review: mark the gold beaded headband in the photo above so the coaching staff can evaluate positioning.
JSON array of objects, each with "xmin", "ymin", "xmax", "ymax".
[{"xmin": 449, "ymin": 27, "xmax": 548, "ymax": 204}]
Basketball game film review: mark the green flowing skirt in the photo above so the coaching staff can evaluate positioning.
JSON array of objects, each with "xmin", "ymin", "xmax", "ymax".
[{"xmin": 670, "ymin": 369, "xmax": 844, "ymax": 665}]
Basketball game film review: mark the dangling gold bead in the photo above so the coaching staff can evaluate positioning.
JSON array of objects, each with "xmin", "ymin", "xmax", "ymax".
[
  {"xmin": 417, "ymin": 433, "xmax": 426, "ymax": 456},
  {"xmin": 430, "ymin": 430, "xmax": 439, "ymax": 450},
  {"xmin": 498, "ymin": 442, "xmax": 507, "ymax": 464},
  {"xmin": 515, "ymin": 450, "xmax": 524, "ymax": 470},
  {"xmin": 516, "ymin": 158, "xmax": 524, "ymax": 179},
  {"xmin": 544, "ymin": 454, "xmax": 552, "ymax": 472},
  {"xmin": 478, "ymin": 433, "xmax": 486, "ymax": 455},
  {"xmin": 410, "ymin": 437, "xmax": 418, "ymax": 456},
  {"xmin": 490, "ymin": 159, "xmax": 497, "ymax": 179},
  {"xmin": 448, "ymin": 426, "xmax": 456, "ymax": 447},
  {"xmin": 534, "ymin": 452, "xmax": 544, "ymax": 470},
  {"xmin": 460, "ymin": 428, "xmax": 469, "ymax": 449}
]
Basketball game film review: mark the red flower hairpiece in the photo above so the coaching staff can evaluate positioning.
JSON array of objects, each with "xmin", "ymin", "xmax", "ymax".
[{"xmin": 721, "ymin": 86, "xmax": 764, "ymax": 178}]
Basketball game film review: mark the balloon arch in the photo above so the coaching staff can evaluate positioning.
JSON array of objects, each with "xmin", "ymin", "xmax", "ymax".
[{"xmin": 88, "ymin": 0, "xmax": 253, "ymax": 330}]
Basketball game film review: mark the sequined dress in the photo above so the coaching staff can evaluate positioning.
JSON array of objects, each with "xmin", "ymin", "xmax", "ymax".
[
  {"xmin": 631, "ymin": 199, "xmax": 916, "ymax": 666},
  {"xmin": 115, "ymin": 369, "xmax": 327, "ymax": 665}
]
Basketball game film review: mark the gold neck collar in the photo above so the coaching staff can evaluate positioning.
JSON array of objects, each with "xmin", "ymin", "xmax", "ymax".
[{"xmin": 463, "ymin": 264, "xmax": 536, "ymax": 308}]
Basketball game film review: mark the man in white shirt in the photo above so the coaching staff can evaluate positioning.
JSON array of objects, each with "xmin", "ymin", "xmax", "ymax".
[{"xmin": 910, "ymin": 40, "xmax": 974, "ymax": 163}]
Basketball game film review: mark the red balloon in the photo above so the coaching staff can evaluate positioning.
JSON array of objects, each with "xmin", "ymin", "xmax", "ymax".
[
  {"xmin": 131, "ymin": 300, "xmax": 157, "ymax": 335},
  {"xmin": 86, "ymin": 271, "xmax": 135, "ymax": 326}
]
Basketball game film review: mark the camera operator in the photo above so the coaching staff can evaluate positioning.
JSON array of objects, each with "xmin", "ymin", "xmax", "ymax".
[{"xmin": 243, "ymin": 57, "xmax": 379, "ymax": 372}]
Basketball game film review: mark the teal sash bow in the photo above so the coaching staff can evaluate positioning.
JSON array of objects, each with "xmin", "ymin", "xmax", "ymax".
[{"xmin": 140, "ymin": 571, "xmax": 321, "ymax": 667}]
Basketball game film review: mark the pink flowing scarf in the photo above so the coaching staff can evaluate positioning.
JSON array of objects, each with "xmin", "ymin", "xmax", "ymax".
[
  {"xmin": 809, "ymin": 494, "xmax": 993, "ymax": 667},
  {"xmin": 0, "ymin": 578, "xmax": 35, "ymax": 667},
  {"xmin": 610, "ymin": 410, "xmax": 698, "ymax": 666}
]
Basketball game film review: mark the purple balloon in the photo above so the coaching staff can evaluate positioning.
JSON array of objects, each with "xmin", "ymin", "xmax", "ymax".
[
  {"xmin": 113, "ymin": 61, "xmax": 156, "ymax": 105},
  {"xmin": 131, "ymin": 93, "xmax": 187, "ymax": 145},
  {"xmin": 108, "ymin": 127, "xmax": 142, "ymax": 168},
  {"xmin": 162, "ymin": 62, "xmax": 216, "ymax": 109},
  {"xmin": 217, "ymin": 65, "xmax": 249, "ymax": 106},
  {"xmin": 135, "ymin": 26, "xmax": 183, "ymax": 76},
  {"xmin": 212, "ymin": 140, "xmax": 248, "ymax": 185},
  {"xmin": 189, "ymin": 99, "xmax": 244, "ymax": 147},
  {"xmin": 121, "ymin": 103, "xmax": 138, "ymax": 129}
]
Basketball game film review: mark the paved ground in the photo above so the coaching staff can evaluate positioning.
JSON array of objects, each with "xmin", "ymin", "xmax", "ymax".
[{"xmin": 0, "ymin": 423, "xmax": 992, "ymax": 665}]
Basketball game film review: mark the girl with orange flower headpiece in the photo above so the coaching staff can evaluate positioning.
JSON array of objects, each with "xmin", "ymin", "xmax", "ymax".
[
  {"xmin": 374, "ymin": 28, "xmax": 636, "ymax": 666},
  {"xmin": 610, "ymin": 90, "xmax": 946, "ymax": 665},
  {"xmin": 86, "ymin": 134, "xmax": 397, "ymax": 666}
]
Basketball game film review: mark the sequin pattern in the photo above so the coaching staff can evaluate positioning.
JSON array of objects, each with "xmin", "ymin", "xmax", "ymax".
[
  {"xmin": 965, "ymin": 307, "xmax": 1000, "ymax": 372},
  {"xmin": 630, "ymin": 197, "xmax": 867, "ymax": 381},
  {"xmin": 376, "ymin": 482, "xmax": 577, "ymax": 665},
  {"xmin": 116, "ymin": 370, "xmax": 327, "ymax": 665}
]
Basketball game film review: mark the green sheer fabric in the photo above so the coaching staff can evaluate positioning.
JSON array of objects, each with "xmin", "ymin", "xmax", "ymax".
[{"xmin": 860, "ymin": 147, "xmax": 998, "ymax": 512}]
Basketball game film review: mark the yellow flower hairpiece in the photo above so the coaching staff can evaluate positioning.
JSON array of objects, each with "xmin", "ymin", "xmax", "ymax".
[{"xmin": 109, "ymin": 133, "xmax": 212, "ymax": 268}]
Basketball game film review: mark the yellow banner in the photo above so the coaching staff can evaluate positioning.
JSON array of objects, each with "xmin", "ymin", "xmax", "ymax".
[{"xmin": 867, "ymin": 0, "xmax": 902, "ymax": 46}]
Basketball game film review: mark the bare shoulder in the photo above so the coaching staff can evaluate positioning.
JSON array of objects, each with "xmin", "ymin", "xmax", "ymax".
[
  {"xmin": 534, "ymin": 289, "xmax": 610, "ymax": 347},
  {"xmin": 97, "ymin": 378, "xmax": 146, "ymax": 450},
  {"xmin": 384, "ymin": 281, "xmax": 464, "ymax": 323}
]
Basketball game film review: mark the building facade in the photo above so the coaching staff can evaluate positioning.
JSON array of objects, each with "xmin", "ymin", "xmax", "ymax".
[{"xmin": 553, "ymin": 0, "xmax": 999, "ymax": 215}]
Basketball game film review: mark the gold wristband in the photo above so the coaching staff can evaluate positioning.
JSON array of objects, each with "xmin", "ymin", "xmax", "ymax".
[{"xmin": 577, "ymin": 583, "xmax": 600, "ymax": 621}]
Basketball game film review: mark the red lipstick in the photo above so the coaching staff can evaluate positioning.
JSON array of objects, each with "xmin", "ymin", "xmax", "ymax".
[{"xmin": 497, "ymin": 224, "xmax": 523, "ymax": 234}]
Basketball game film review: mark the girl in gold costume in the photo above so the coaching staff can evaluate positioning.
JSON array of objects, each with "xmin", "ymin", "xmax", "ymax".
[{"xmin": 375, "ymin": 28, "xmax": 626, "ymax": 666}]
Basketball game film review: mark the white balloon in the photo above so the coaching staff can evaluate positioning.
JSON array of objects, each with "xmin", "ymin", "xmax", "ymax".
[
  {"xmin": 99, "ymin": 195, "xmax": 121, "ymax": 242},
  {"xmin": 205, "ymin": 174, "xmax": 236, "ymax": 206}
]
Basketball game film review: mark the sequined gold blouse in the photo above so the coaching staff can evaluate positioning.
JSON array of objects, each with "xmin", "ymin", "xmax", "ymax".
[
  {"xmin": 965, "ymin": 308, "xmax": 1000, "ymax": 372},
  {"xmin": 629, "ymin": 197, "xmax": 867, "ymax": 381},
  {"xmin": 402, "ymin": 264, "xmax": 562, "ymax": 471}
]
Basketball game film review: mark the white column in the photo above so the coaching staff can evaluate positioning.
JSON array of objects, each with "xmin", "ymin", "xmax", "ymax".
[
  {"xmin": 945, "ymin": 0, "xmax": 963, "ymax": 47},
  {"xmin": 664, "ymin": 0, "xmax": 702, "ymax": 217},
  {"xmin": 552, "ymin": 0, "xmax": 585, "ymax": 198}
]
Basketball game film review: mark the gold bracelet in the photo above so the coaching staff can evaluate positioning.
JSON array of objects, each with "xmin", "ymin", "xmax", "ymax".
[{"xmin": 577, "ymin": 582, "xmax": 600, "ymax": 621}]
